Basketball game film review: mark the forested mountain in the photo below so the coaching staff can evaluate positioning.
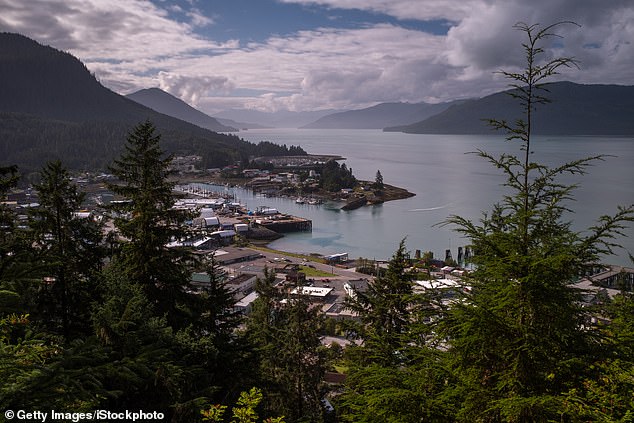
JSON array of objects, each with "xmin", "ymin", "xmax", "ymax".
[
  {"xmin": 0, "ymin": 33, "xmax": 304, "ymax": 175},
  {"xmin": 385, "ymin": 81, "xmax": 634, "ymax": 135},
  {"xmin": 301, "ymin": 101, "xmax": 458, "ymax": 129},
  {"xmin": 126, "ymin": 88, "xmax": 237, "ymax": 133}
]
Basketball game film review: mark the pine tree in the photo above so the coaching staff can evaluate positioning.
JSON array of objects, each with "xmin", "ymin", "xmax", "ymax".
[
  {"xmin": 440, "ymin": 22, "xmax": 634, "ymax": 422},
  {"xmin": 29, "ymin": 160, "xmax": 103, "ymax": 340},
  {"xmin": 374, "ymin": 170, "xmax": 384, "ymax": 190},
  {"xmin": 345, "ymin": 240, "xmax": 413, "ymax": 356},
  {"xmin": 196, "ymin": 254, "xmax": 242, "ymax": 339},
  {"xmin": 246, "ymin": 269, "xmax": 326, "ymax": 422},
  {"xmin": 107, "ymin": 121, "xmax": 195, "ymax": 327},
  {"xmin": 338, "ymin": 241, "xmax": 454, "ymax": 422},
  {"xmin": 0, "ymin": 164, "xmax": 26, "ymax": 307},
  {"xmin": 192, "ymin": 254, "xmax": 247, "ymax": 395}
]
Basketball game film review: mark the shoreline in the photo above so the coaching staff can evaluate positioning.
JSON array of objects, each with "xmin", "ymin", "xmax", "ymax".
[{"xmin": 174, "ymin": 174, "xmax": 416, "ymax": 208}]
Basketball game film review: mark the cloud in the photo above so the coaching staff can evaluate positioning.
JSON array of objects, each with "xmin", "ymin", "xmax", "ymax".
[
  {"xmin": 186, "ymin": 8, "xmax": 214, "ymax": 27},
  {"xmin": 1, "ymin": 0, "xmax": 633, "ymax": 113},
  {"xmin": 157, "ymin": 72, "xmax": 234, "ymax": 105},
  {"xmin": 277, "ymin": 0, "xmax": 479, "ymax": 21}
]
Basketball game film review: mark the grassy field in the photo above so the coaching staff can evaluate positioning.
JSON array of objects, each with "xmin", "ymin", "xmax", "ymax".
[
  {"xmin": 299, "ymin": 265, "xmax": 336, "ymax": 277},
  {"xmin": 249, "ymin": 245, "xmax": 328, "ymax": 263}
]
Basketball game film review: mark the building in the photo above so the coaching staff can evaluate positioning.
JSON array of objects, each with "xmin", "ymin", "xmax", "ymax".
[
  {"xmin": 225, "ymin": 273, "xmax": 258, "ymax": 298},
  {"xmin": 211, "ymin": 247, "xmax": 263, "ymax": 265},
  {"xmin": 290, "ymin": 286, "xmax": 334, "ymax": 302},
  {"xmin": 235, "ymin": 291, "xmax": 259, "ymax": 314},
  {"xmin": 325, "ymin": 252, "xmax": 349, "ymax": 264}
]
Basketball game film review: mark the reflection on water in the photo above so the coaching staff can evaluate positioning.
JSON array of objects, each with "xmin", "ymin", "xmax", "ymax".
[{"xmin": 196, "ymin": 129, "xmax": 633, "ymax": 265}]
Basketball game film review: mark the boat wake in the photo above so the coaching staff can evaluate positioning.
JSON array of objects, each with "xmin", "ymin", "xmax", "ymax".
[{"xmin": 407, "ymin": 203, "xmax": 451, "ymax": 212}]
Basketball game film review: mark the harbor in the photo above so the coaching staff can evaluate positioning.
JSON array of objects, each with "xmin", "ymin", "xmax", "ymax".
[{"xmin": 174, "ymin": 184, "xmax": 314, "ymax": 245}]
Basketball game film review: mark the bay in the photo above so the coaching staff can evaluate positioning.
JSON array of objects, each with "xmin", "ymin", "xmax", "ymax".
[{"xmin": 231, "ymin": 129, "xmax": 633, "ymax": 266}]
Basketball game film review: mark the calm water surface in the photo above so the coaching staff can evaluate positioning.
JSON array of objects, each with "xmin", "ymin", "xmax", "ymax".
[{"xmin": 229, "ymin": 129, "xmax": 633, "ymax": 265}]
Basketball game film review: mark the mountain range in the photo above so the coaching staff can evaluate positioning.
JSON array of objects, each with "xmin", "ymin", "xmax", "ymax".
[
  {"xmin": 126, "ymin": 88, "xmax": 237, "ymax": 132},
  {"xmin": 215, "ymin": 108, "xmax": 339, "ymax": 129},
  {"xmin": 0, "ymin": 32, "xmax": 302, "ymax": 175},
  {"xmin": 385, "ymin": 81, "xmax": 634, "ymax": 135},
  {"xmin": 301, "ymin": 101, "xmax": 460, "ymax": 129},
  {"xmin": 1, "ymin": 31, "xmax": 632, "ymax": 179}
]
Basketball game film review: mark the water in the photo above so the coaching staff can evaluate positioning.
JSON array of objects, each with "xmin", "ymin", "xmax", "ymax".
[{"xmin": 225, "ymin": 129, "xmax": 634, "ymax": 265}]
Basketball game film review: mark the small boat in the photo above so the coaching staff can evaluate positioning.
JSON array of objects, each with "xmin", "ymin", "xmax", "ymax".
[
  {"xmin": 308, "ymin": 197, "xmax": 322, "ymax": 205},
  {"xmin": 295, "ymin": 197, "xmax": 306, "ymax": 204}
]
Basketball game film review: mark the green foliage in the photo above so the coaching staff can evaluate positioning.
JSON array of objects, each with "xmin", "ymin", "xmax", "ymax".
[
  {"xmin": 339, "ymin": 241, "xmax": 453, "ymax": 421},
  {"xmin": 345, "ymin": 240, "xmax": 413, "ymax": 351},
  {"xmin": 246, "ymin": 269, "xmax": 327, "ymax": 422},
  {"xmin": 201, "ymin": 387, "xmax": 286, "ymax": 423},
  {"xmin": 320, "ymin": 160, "xmax": 357, "ymax": 192},
  {"xmin": 28, "ymin": 160, "xmax": 104, "ymax": 341},
  {"xmin": 562, "ymin": 359, "xmax": 634, "ymax": 422},
  {"xmin": 373, "ymin": 170, "xmax": 384, "ymax": 190},
  {"xmin": 440, "ymin": 22, "xmax": 634, "ymax": 422},
  {"xmin": 107, "ymin": 121, "xmax": 196, "ymax": 327}
]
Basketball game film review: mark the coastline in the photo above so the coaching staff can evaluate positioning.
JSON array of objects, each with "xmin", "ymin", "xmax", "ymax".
[{"xmin": 175, "ymin": 174, "xmax": 416, "ymax": 208}]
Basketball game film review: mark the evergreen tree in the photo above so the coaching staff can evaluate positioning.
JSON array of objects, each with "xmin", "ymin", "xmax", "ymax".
[
  {"xmin": 0, "ymin": 164, "xmax": 27, "ymax": 307},
  {"xmin": 440, "ymin": 22, "xmax": 634, "ymax": 421},
  {"xmin": 91, "ymin": 269, "xmax": 195, "ymax": 418},
  {"xmin": 107, "ymin": 120, "xmax": 195, "ymax": 327},
  {"xmin": 192, "ymin": 254, "xmax": 248, "ymax": 398},
  {"xmin": 246, "ymin": 269, "xmax": 326, "ymax": 422},
  {"xmin": 29, "ymin": 160, "xmax": 103, "ymax": 340},
  {"xmin": 345, "ymin": 240, "xmax": 413, "ymax": 354},
  {"xmin": 196, "ymin": 254, "xmax": 242, "ymax": 341},
  {"xmin": 339, "ymin": 241, "xmax": 453, "ymax": 422},
  {"xmin": 374, "ymin": 170, "xmax": 384, "ymax": 190}
]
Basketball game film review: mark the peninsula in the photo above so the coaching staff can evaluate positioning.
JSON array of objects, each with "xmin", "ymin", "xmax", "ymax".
[{"xmin": 175, "ymin": 153, "xmax": 415, "ymax": 209}]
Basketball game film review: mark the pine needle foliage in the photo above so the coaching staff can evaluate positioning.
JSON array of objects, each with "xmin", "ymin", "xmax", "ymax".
[
  {"xmin": 440, "ymin": 22, "xmax": 634, "ymax": 422},
  {"xmin": 107, "ymin": 120, "xmax": 195, "ymax": 327}
]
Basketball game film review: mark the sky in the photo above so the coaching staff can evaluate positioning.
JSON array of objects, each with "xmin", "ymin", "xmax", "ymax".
[{"xmin": 1, "ymin": 0, "xmax": 634, "ymax": 115}]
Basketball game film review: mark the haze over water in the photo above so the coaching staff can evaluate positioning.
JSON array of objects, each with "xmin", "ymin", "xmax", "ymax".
[{"xmin": 234, "ymin": 129, "xmax": 634, "ymax": 266}]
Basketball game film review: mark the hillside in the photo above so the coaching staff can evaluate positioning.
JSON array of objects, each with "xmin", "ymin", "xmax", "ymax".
[
  {"xmin": 126, "ymin": 88, "xmax": 237, "ymax": 132},
  {"xmin": 0, "ymin": 33, "xmax": 304, "ymax": 174},
  {"xmin": 385, "ymin": 81, "xmax": 634, "ymax": 135},
  {"xmin": 302, "ymin": 101, "xmax": 457, "ymax": 129}
]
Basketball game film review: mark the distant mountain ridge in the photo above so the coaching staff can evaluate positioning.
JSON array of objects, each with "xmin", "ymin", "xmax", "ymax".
[
  {"xmin": 386, "ymin": 81, "xmax": 634, "ymax": 135},
  {"xmin": 215, "ymin": 108, "xmax": 340, "ymax": 128},
  {"xmin": 126, "ymin": 88, "xmax": 237, "ymax": 132},
  {"xmin": 216, "ymin": 117, "xmax": 271, "ymax": 130},
  {"xmin": 301, "ymin": 101, "xmax": 460, "ymax": 129},
  {"xmin": 0, "ymin": 32, "xmax": 303, "ymax": 174}
]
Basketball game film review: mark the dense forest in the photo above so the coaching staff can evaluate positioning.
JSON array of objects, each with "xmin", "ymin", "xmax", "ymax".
[
  {"xmin": 0, "ymin": 33, "xmax": 306, "ymax": 178},
  {"xmin": 1, "ymin": 24, "xmax": 634, "ymax": 423}
]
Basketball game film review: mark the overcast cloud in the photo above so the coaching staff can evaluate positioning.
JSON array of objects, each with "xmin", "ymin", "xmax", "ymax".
[{"xmin": 1, "ymin": 0, "xmax": 633, "ymax": 114}]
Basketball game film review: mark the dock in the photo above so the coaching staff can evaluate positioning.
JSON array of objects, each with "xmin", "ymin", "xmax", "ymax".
[{"xmin": 253, "ymin": 214, "xmax": 312, "ymax": 233}]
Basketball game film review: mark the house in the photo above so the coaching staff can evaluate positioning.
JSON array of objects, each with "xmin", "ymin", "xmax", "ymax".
[
  {"xmin": 211, "ymin": 247, "xmax": 263, "ymax": 265},
  {"xmin": 234, "ymin": 291, "xmax": 259, "ymax": 314},
  {"xmin": 225, "ymin": 273, "xmax": 258, "ymax": 298},
  {"xmin": 290, "ymin": 286, "xmax": 334, "ymax": 302},
  {"xmin": 325, "ymin": 252, "xmax": 348, "ymax": 264}
]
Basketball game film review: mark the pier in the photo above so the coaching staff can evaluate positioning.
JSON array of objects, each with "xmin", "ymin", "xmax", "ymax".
[{"xmin": 253, "ymin": 214, "xmax": 312, "ymax": 233}]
